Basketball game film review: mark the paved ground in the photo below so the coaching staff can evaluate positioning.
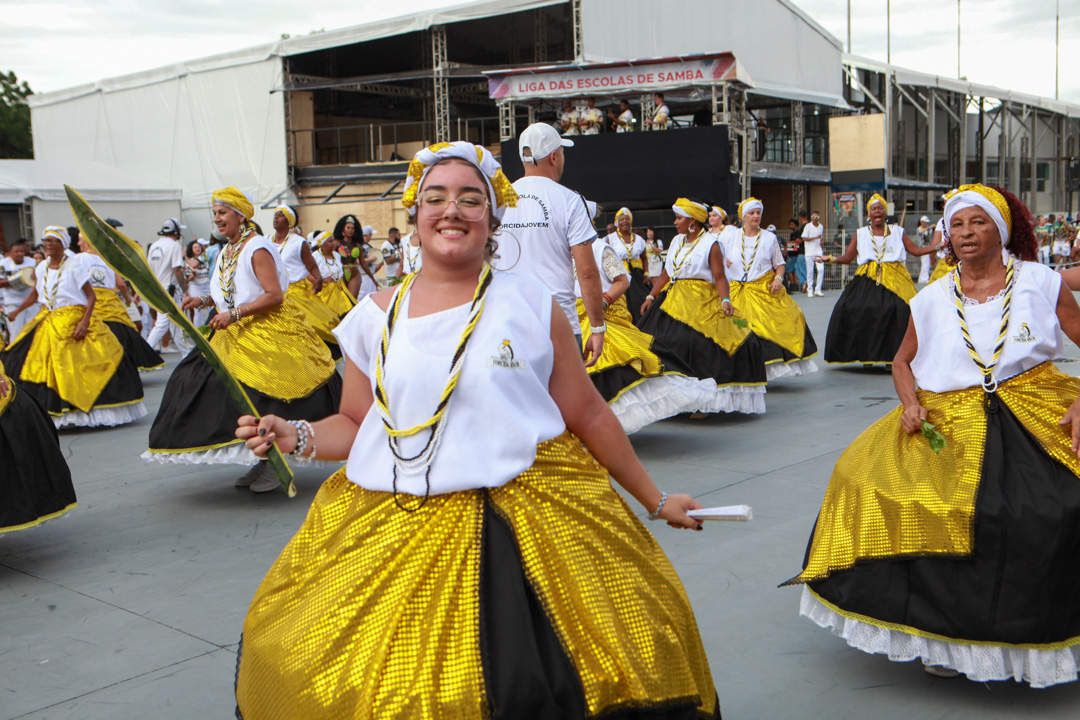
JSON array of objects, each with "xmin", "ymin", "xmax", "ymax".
[{"xmin": 4, "ymin": 290, "xmax": 1080, "ymax": 720}]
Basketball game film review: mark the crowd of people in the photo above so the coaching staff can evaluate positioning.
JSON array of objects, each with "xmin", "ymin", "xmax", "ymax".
[
  {"xmin": 558, "ymin": 92, "xmax": 674, "ymax": 133},
  {"xmin": 3, "ymin": 122, "xmax": 1080, "ymax": 716}
]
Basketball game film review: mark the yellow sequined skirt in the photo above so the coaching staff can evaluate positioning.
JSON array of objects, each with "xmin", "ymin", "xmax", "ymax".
[
  {"xmin": 237, "ymin": 431, "xmax": 718, "ymax": 719},
  {"xmin": 10, "ymin": 306, "xmax": 124, "ymax": 413},
  {"xmin": 730, "ymin": 271, "xmax": 814, "ymax": 360},
  {"xmin": 316, "ymin": 279, "xmax": 357, "ymax": 317},
  {"xmin": 928, "ymin": 257, "xmax": 951, "ymax": 284},
  {"xmin": 577, "ymin": 296, "xmax": 662, "ymax": 381},
  {"xmin": 285, "ymin": 279, "xmax": 340, "ymax": 345}
]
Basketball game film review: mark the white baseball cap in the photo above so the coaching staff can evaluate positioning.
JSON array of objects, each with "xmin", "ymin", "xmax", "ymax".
[
  {"xmin": 362, "ymin": 225, "xmax": 375, "ymax": 236},
  {"xmin": 519, "ymin": 123, "xmax": 574, "ymax": 164},
  {"xmin": 920, "ymin": 215, "xmax": 930, "ymax": 223}
]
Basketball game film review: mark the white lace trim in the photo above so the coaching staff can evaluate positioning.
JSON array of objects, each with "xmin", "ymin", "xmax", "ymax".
[
  {"xmin": 54, "ymin": 402, "xmax": 147, "ymax": 429},
  {"xmin": 800, "ymin": 586, "xmax": 1080, "ymax": 688},
  {"xmin": 141, "ymin": 443, "xmax": 335, "ymax": 469},
  {"xmin": 610, "ymin": 374, "xmax": 720, "ymax": 434},
  {"xmin": 695, "ymin": 383, "xmax": 766, "ymax": 415},
  {"xmin": 765, "ymin": 357, "xmax": 819, "ymax": 380},
  {"xmin": 950, "ymin": 258, "xmax": 1022, "ymax": 306}
]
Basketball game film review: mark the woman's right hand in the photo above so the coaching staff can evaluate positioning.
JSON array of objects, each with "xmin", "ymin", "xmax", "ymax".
[
  {"xmin": 900, "ymin": 403, "xmax": 928, "ymax": 434},
  {"xmin": 658, "ymin": 493, "xmax": 705, "ymax": 530},
  {"xmin": 640, "ymin": 295, "xmax": 655, "ymax": 315},
  {"xmin": 181, "ymin": 295, "xmax": 202, "ymax": 311},
  {"xmin": 236, "ymin": 414, "xmax": 299, "ymax": 457}
]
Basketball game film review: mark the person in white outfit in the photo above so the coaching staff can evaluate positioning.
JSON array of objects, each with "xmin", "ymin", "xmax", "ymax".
[
  {"xmin": 916, "ymin": 216, "xmax": 934, "ymax": 283},
  {"xmin": 1, "ymin": 239, "xmax": 39, "ymax": 344},
  {"xmin": 145, "ymin": 219, "xmax": 191, "ymax": 354},
  {"xmin": 802, "ymin": 211, "xmax": 825, "ymax": 296}
]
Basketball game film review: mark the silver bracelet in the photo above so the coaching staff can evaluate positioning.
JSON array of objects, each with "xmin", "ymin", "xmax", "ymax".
[
  {"xmin": 288, "ymin": 419, "xmax": 316, "ymax": 463},
  {"xmin": 647, "ymin": 491, "xmax": 668, "ymax": 521}
]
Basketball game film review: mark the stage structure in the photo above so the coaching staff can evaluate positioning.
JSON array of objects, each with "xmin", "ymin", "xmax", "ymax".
[{"xmin": 486, "ymin": 52, "xmax": 754, "ymax": 211}]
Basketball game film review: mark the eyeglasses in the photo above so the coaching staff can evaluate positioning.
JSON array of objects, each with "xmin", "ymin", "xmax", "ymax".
[{"xmin": 418, "ymin": 191, "xmax": 489, "ymax": 221}]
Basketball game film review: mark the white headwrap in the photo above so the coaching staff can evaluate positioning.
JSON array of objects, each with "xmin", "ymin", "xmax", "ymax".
[
  {"xmin": 615, "ymin": 207, "xmax": 633, "ymax": 223},
  {"xmin": 738, "ymin": 198, "xmax": 763, "ymax": 218},
  {"xmin": 402, "ymin": 141, "xmax": 518, "ymax": 222},
  {"xmin": 42, "ymin": 225, "xmax": 70, "ymax": 250},
  {"xmin": 711, "ymin": 206, "xmax": 727, "ymax": 221},
  {"xmin": 275, "ymin": 204, "xmax": 297, "ymax": 228},
  {"xmin": 308, "ymin": 230, "xmax": 332, "ymax": 249},
  {"xmin": 944, "ymin": 188, "xmax": 1011, "ymax": 246}
]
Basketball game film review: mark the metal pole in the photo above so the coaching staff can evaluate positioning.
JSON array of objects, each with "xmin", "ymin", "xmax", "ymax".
[
  {"xmin": 847, "ymin": 0, "xmax": 852, "ymax": 53},
  {"xmin": 1056, "ymin": 0, "xmax": 1060, "ymax": 100},
  {"xmin": 887, "ymin": 0, "xmax": 891, "ymax": 64},
  {"xmin": 957, "ymin": 0, "xmax": 961, "ymax": 78}
]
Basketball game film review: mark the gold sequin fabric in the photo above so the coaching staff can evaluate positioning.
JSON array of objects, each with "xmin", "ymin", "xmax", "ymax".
[
  {"xmin": 928, "ymin": 258, "xmax": 951, "ymax": 284},
  {"xmin": 577, "ymin": 297, "xmax": 662, "ymax": 378},
  {"xmin": 660, "ymin": 278, "xmax": 753, "ymax": 355},
  {"xmin": 285, "ymin": 278, "xmax": 341, "ymax": 344},
  {"xmin": 210, "ymin": 300, "xmax": 335, "ymax": 401},
  {"xmin": 729, "ymin": 270, "xmax": 811, "ymax": 358},
  {"xmin": 316, "ymin": 279, "xmax": 357, "ymax": 317},
  {"xmin": 92, "ymin": 288, "xmax": 137, "ymax": 328},
  {"xmin": 19, "ymin": 305, "xmax": 123, "ymax": 413},
  {"xmin": 855, "ymin": 261, "xmax": 917, "ymax": 302},
  {"xmin": 791, "ymin": 362, "xmax": 1080, "ymax": 584},
  {"xmin": 237, "ymin": 431, "xmax": 717, "ymax": 719}
]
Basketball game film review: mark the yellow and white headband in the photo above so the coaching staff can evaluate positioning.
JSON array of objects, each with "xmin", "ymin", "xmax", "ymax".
[
  {"xmin": 402, "ymin": 141, "xmax": 518, "ymax": 222},
  {"xmin": 738, "ymin": 198, "xmax": 762, "ymax": 218},
  {"xmin": 943, "ymin": 184, "xmax": 1012, "ymax": 246},
  {"xmin": 308, "ymin": 230, "xmax": 332, "ymax": 248},
  {"xmin": 673, "ymin": 198, "xmax": 709, "ymax": 224},
  {"xmin": 275, "ymin": 205, "xmax": 297, "ymax": 228},
  {"xmin": 867, "ymin": 193, "xmax": 887, "ymax": 210},
  {"xmin": 42, "ymin": 225, "xmax": 70, "ymax": 250},
  {"xmin": 616, "ymin": 207, "xmax": 633, "ymax": 223},
  {"xmin": 711, "ymin": 206, "xmax": 727, "ymax": 220}
]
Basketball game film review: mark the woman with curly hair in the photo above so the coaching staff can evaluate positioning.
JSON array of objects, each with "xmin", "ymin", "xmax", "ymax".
[{"xmin": 786, "ymin": 184, "xmax": 1080, "ymax": 687}]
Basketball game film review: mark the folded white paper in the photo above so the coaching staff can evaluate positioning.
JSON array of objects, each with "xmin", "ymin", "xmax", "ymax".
[{"xmin": 687, "ymin": 505, "xmax": 752, "ymax": 521}]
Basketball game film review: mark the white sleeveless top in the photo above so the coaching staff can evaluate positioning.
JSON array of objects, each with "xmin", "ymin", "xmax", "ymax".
[
  {"xmin": 400, "ymin": 235, "xmax": 422, "ymax": 275},
  {"xmin": 209, "ymin": 236, "xmax": 288, "ymax": 312},
  {"xmin": 576, "ymin": 238, "xmax": 628, "ymax": 297},
  {"xmin": 36, "ymin": 257, "xmax": 90, "ymax": 310},
  {"xmin": 315, "ymin": 250, "xmax": 345, "ymax": 282},
  {"xmin": 664, "ymin": 232, "xmax": 721, "ymax": 283},
  {"xmin": 856, "ymin": 225, "xmax": 906, "ymax": 265},
  {"xmin": 272, "ymin": 234, "xmax": 309, "ymax": 284},
  {"xmin": 720, "ymin": 229, "xmax": 785, "ymax": 283},
  {"xmin": 604, "ymin": 232, "xmax": 644, "ymax": 262},
  {"xmin": 910, "ymin": 260, "xmax": 1062, "ymax": 393},
  {"xmin": 78, "ymin": 253, "xmax": 116, "ymax": 290},
  {"xmin": 334, "ymin": 271, "xmax": 566, "ymax": 495}
]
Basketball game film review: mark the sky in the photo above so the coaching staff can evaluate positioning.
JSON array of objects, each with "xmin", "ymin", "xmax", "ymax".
[{"xmin": 2, "ymin": 0, "xmax": 1078, "ymax": 104}]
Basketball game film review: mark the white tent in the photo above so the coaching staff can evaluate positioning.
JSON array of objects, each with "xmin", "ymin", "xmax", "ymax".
[{"xmin": 0, "ymin": 160, "xmax": 182, "ymax": 249}]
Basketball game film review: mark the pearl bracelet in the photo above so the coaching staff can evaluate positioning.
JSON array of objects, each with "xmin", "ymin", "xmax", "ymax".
[
  {"xmin": 647, "ymin": 492, "xmax": 668, "ymax": 521},
  {"xmin": 288, "ymin": 419, "xmax": 316, "ymax": 464}
]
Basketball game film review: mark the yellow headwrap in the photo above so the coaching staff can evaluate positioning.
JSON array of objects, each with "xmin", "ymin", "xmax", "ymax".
[
  {"xmin": 867, "ymin": 193, "xmax": 887, "ymax": 210},
  {"xmin": 944, "ymin": 184, "xmax": 1013, "ymax": 246},
  {"xmin": 42, "ymin": 225, "xmax": 71, "ymax": 250},
  {"xmin": 711, "ymin": 206, "xmax": 727, "ymax": 220},
  {"xmin": 615, "ymin": 207, "xmax": 633, "ymax": 223},
  {"xmin": 672, "ymin": 198, "xmax": 709, "ymax": 224},
  {"xmin": 275, "ymin": 204, "xmax": 297, "ymax": 228},
  {"xmin": 738, "ymin": 198, "xmax": 763, "ymax": 218},
  {"xmin": 213, "ymin": 187, "xmax": 254, "ymax": 220},
  {"xmin": 401, "ymin": 141, "xmax": 518, "ymax": 222}
]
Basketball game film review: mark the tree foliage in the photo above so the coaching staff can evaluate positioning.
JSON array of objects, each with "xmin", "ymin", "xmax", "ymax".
[{"xmin": 0, "ymin": 71, "xmax": 33, "ymax": 159}]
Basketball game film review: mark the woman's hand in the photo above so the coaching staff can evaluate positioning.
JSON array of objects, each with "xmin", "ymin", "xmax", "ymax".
[
  {"xmin": 721, "ymin": 299, "xmax": 734, "ymax": 316},
  {"xmin": 0, "ymin": 374, "xmax": 9, "ymax": 398},
  {"xmin": 658, "ymin": 493, "xmax": 705, "ymax": 530},
  {"xmin": 640, "ymin": 295, "xmax": 655, "ymax": 315},
  {"xmin": 72, "ymin": 319, "xmax": 89, "ymax": 340},
  {"xmin": 769, "ymin": 276, "xmax": 784, "ymax": 294},
  {"xmin": 208, "ymin": 312, "xmax": 231, "ymax": 330},
  {"xmin": 900, "ymin": 403, "xmax": 928, "ymax": 434},
  {"xmin": 1058, "ymin": 396, "xmax": 1080, "ymax": 456},
  {"xmin": 236, "ymin": 414, "xmax": 299, "ymax": 457},
  {"xmin": 181, "ymin": 295, "xmax": 203, "ymax": 311},
  {"xmin": 6, "ymin": 310, "xmax": 17, "ymax": 322}
]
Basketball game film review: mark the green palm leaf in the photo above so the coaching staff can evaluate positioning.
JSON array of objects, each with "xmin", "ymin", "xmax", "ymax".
[{"xmin": 66, "ymin": 185, "xmax": 296, "ymax": 496}]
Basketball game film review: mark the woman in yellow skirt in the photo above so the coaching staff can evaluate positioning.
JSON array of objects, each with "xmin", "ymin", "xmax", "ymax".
[
  {"xmin": 820, "ymin": 193, "xmax": 937, "ymax": 365},
  {"xmin": 788, "ymin": 185, "xmax": 1080, "ymax": 686},
  {"xmin": 310, "ymin": 230, "xmax": 357, "ymax": 316},
  {"xmin": 720, "ymin": 198, "xmax": 818, "ymax": 379},
  {"xmin": 0, "ymin": 360, "xmax": 77, "ymax": 534},
  {"xmin": 270, "ymin": 205, "xmax": 342, "ymax": 357},
  {"xmin": 76, "ymin": 233, "xmax": 165, "ymax": 372},
  {"xmin": 232, "ymin": 143, "xmax": 720, "ymax": 718},
  {"xmin": 638, "ymin": 198, "xmax": 767, "ymax": 414},
  {"xmin": 1, "ymin": 226, "xmax": 146, "ymax": 428},
  {"xmin": 143, "ymin": 189, "xmax": 342, "ymax": 493}
]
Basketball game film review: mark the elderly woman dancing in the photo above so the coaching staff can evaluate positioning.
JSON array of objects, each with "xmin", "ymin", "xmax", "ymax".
[
  {"xmin": 232, "ymin": 142, "xmax": 720, "ymax": 719},
  {"xmin": 143, "ymin": 188, "xmax": 342, "ymax": 493},
  {"xmin": 787, "ymin": 184, "xmax": 1080, "ymax": 687}
]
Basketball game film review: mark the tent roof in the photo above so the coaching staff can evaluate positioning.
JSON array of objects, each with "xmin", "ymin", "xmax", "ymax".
[
  {"xmin": 29, "ymin": 0, "xmax": 565, "ymax": 108},
  {"xmin": 0, "ymin": 160, "xmax": 182, "ymax": 204}
]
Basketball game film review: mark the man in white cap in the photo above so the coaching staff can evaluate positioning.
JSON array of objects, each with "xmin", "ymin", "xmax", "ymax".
[
  {"xmin": 145, "ymin": 218, "xmax": 190, "ymax": 353},
  {"xmin": 495, "ymin": 123, "xmax": 605, "ymax": 365},
  {"xmin": 916, "ymin": 215, "xmax": 933, "ymax": 283}
]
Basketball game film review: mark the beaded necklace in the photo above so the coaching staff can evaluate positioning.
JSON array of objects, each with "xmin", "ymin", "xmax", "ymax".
[
  {"xmin": 670, "ymin": 230, "xmax": 705, "ymax": 282},
  {"xmin": 374, "ymin": 264, "xmax": 493, "ymax": 511},
  {"xmin": 218, "ymin": 227, "xmax": 254, "ymax": 310},
  {"xmin": 405, "ymin": 242, "xmax": 421, "ymax": 271},
  {"xmin": 618, "ymin": 231, "xmax": 637, "ymax": 261},
  {"xmin": 43, "ymin": 256, "xmax": 68, "ymax": 311},
  {"xmin": 739, "ymin": 229, "xmax": 761, "ymax": 282},
  {"xmin": 950, "ymin": 257, "xmax": 1015, "ymax": 393},
  {"xmin": 868, "ymin": 223, "xmax": 890, "ymax": 281}
]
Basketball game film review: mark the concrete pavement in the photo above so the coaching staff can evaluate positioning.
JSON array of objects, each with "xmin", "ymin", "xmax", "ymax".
[{"xmin": 3, "ymin": 289, "xmax": 1080, "ymax": 719}]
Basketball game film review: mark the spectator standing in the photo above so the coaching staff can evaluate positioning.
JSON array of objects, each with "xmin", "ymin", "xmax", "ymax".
[
  {"xmin": 145, "ymin": 219, "xmax": 191, "ymax": 354},
  {"xmin": 802, "ymin": 210, "xmax": 825, "ymax": 296}
]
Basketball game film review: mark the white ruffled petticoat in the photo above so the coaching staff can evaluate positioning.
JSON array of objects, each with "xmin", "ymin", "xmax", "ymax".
[
  {"xmin": 141, "ymin": 442, "xmax": 334, "ymax": 470},
  {"xmin": 54, "ymin": 402, "xmax": 147, "ymax": 429},
  {"xmin": 610, "ymin": 374, "xmax": 720, "ymax": 434},
  {"xmin": 800, "ymin": 586, "xmax": 1080, "ymax": 688},
  {"xmin": 765, "ymin": 358, "xmax": 819, "ymax": 381},
  {"xmin": 696, "ymin": 384, "xmax": 766, "ymax": 415}
]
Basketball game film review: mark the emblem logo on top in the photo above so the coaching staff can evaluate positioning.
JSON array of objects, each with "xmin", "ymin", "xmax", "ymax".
[
  {"xmin": 1012, "ymin": 323, "xmax": 1036, "ymax": 343},
  {"xmin": 488, "ymin": 339, "xmax": 527, "ymax": 369}
]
